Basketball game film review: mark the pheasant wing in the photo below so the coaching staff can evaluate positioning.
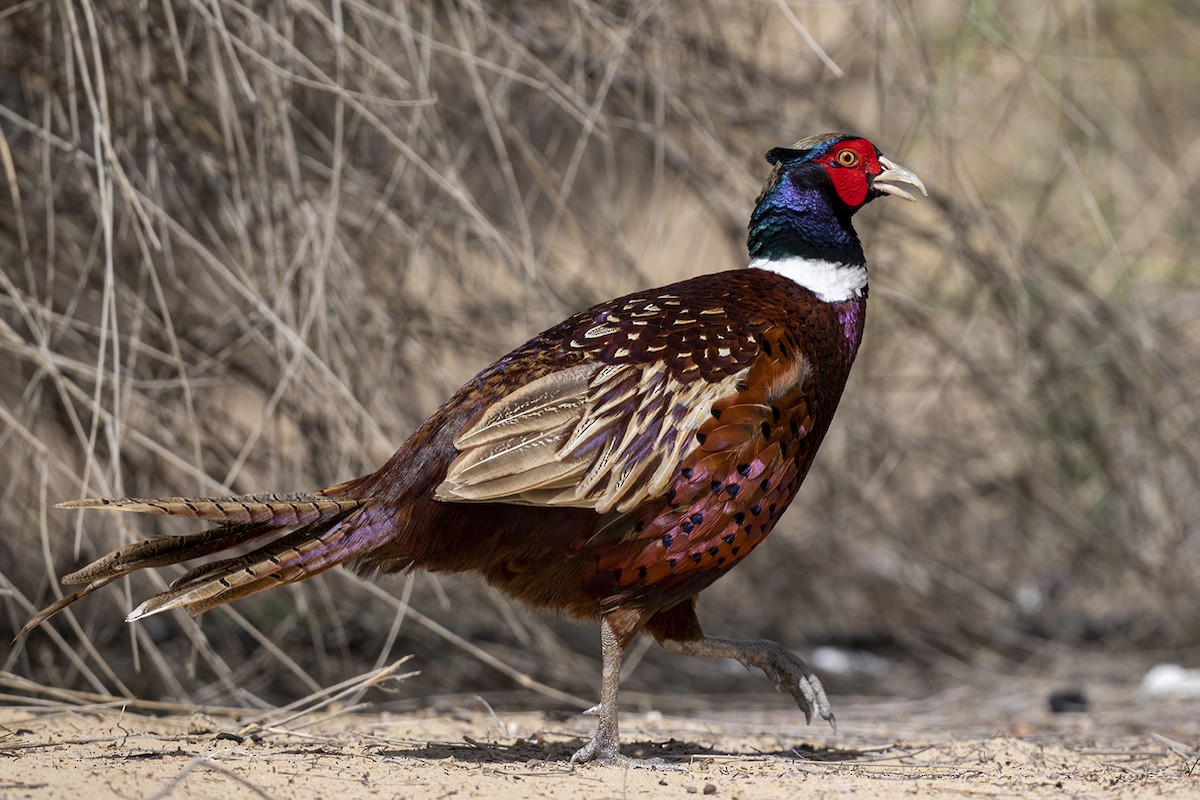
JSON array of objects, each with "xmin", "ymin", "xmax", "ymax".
[
  {"xmin": 435, "ymin": 273, "xmax": 807, "ymax": 515},
  {"xmin": 436, "ymin": 361, "xmax": 746, "ymax": 514}
]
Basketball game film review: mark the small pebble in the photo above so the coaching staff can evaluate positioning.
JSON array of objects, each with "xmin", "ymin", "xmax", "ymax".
[
  {"xmin": 1047, "ymin": 688, "xmax": 1088, "ymax": 713},
  {"xmin": 704, "ymin": 784, "xmax": 717, "ymax": 795}
]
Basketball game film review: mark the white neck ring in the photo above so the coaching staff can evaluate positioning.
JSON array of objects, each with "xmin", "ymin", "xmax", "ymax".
[{"xmin": 748, "ymin": 256, "xmax": 867, "ymax": 303}]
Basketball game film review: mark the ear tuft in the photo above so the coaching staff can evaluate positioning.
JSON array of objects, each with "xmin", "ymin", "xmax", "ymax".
[{"xmin": 765, "ymin": 146, "xmax": 809, "ymax": 166}]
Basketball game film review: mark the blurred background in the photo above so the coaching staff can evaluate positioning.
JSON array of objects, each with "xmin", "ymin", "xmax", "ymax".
[{"xmin": 1, "ymin": 0, "xmax": 1198, "ymax": 714}]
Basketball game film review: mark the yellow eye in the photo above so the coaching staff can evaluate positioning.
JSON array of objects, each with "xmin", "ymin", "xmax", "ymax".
[{"xmin": 836, "ymin": 149, "xmax": 858, "ymax": 167}]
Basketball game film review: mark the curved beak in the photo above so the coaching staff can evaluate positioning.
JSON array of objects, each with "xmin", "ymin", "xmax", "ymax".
[{"xmin": 873, "ymin": 156, "xmax": 927, "ymax": 203}]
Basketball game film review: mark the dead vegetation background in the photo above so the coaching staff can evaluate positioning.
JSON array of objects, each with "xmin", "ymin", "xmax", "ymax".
[{"xmin": 1, "ymin": 0, "xmax": 1198, "ymax": 712}]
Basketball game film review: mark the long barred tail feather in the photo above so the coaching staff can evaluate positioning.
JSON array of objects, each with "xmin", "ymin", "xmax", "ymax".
[
  {"xmin": 14, "ymin": 575, "xmax": 125, "ymax": 640},
  {"xmin": 63, "ymin": 520, "xmax": 289, "ymax": 586},
  {"xmin": 14, "ymin": 490, "xmax": 380, "ymax": 642},
  {"xmin": 128, "ymin": 507, "xmax": 381, "ymax": 619},
  {"xmin": 54, "ymin": 493, "xmax": 362, "ymax": 526}
]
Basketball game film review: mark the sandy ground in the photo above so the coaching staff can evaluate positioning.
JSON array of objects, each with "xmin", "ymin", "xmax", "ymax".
[{"xmin": 3, "ymin": 675, "xmax": 1200, "ymax": 800}]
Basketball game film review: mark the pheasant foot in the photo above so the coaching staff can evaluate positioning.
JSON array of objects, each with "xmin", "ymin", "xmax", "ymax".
[{"xmin": 661, "ymin": 636, "xmax": 836, "ymax": 729}]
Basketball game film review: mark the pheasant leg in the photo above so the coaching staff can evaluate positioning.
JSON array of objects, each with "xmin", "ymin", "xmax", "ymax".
[
  {"xmin": 661, "ymin": 637, "xmax": 836, "ymax": 728},
  {"xmin": 570, "ymin": 617, "xmax": 624, "ymax": 763}
]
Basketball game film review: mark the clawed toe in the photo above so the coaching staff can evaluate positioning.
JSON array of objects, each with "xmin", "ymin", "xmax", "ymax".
[
  {"xmin": 570, "ymin": 742, "xmax": 680, "ymax": 769},
  {"xmin": 787, "ymin": 670, "xmax": 835, "ymax": 727},
  {"xmin": 570, "ymin": 738, "xmax": 619, "ymax": 764}
]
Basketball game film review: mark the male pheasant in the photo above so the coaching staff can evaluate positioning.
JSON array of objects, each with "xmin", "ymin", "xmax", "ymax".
[{"xmin": 19, "ymin": 133, "xmax": 925, "ymax": 763}]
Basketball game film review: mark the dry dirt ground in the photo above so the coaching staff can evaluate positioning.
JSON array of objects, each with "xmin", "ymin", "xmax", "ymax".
[{"xmin": 3, "ymin": 677, "xmax": 1199, "ymax": 799}]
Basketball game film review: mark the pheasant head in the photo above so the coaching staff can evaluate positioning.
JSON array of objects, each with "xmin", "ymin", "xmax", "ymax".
[{"xmin": 747, "ymin": 133, "xmax": 926, "ymax": 292}]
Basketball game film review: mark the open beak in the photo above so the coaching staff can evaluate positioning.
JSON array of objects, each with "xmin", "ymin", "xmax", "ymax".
[{"xmin": 873, "ymin": 156, "xmax": 927, "ymax": 203}]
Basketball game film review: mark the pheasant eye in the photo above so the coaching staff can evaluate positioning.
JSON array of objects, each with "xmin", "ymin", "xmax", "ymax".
[{"xmin": 836, "ymin": 149, "xmax": 858, "ymax": 167}]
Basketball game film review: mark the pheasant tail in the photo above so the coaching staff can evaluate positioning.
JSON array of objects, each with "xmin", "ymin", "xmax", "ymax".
[{"xmin": 14, "ymin": 491, "xmax": 388, "ymax": 640}]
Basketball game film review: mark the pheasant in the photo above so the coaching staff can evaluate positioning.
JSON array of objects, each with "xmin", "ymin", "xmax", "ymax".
[{"xmin": 18, "ymin": 133, "xmax": 924, "ymax": 763}]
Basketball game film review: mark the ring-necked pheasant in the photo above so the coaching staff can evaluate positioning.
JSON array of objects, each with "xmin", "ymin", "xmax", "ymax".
[{"xmin": 18, "ymin": 133, "xmax": 924, "ymax": 763}]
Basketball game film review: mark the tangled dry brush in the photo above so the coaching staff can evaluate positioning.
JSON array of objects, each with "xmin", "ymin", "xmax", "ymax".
[{"xmin": 1, "ymin": 1, "xmax": 1198, "ymax": 705}]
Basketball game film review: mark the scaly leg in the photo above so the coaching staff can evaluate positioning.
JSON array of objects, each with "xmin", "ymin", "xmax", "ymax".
[
  {"xmin": 661, "ymin": 636, "xmax": 836, "ymax": 729},
  {"xmin": 570, "ymin": 616, "xmax": 624, "ymax": 763}
]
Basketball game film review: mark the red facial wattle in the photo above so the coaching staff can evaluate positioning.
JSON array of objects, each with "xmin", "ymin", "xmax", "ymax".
[{"xmin": 820, "ymin": 138, "xmax": 883, "ymax": 209}]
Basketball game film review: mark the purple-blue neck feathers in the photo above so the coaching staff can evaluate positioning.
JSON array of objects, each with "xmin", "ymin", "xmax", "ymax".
[{"xmin": 747, "ymin": 169, "xmax": 866, "ymax": 266}]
